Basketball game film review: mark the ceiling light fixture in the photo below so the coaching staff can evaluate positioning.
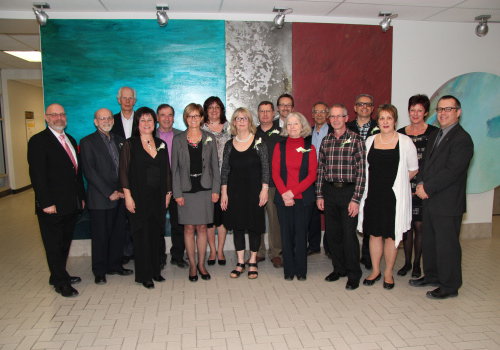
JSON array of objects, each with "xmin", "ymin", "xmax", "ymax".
[
  {"xmin": 33, "ymin": 2, "xmax": 50, "ymax": 27},
  {"xmin": 273, "ymin": 7, "xmax": 293, "ymax": 29},
  {"xmin": 156, "ymin": 5, "xmax": 169, "ymax": 28},
  {"xmin": 475, "ymin": 15, "xmax": 491, "ymax": 37},
  {"xmin": 379, "ymin": 11, "xmax": 398, "ymax": 33}
]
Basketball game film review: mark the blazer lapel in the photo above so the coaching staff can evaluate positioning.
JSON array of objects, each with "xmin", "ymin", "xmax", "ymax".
[
  {"xmin": 46, "ymin": 129, "xmax": 75, "ymax": 168},
  {"xmin": 425, "ymin": 125, "xmax": 460, "ymax": 168}
]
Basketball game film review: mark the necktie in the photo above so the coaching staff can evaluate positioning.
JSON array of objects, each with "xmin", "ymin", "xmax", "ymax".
[
  {"xmin": 431, "ymin": 129, "xmax": 443, "ymax": 155},
  {"xmin": 59, "ymin": 134, "xmax": 78, "ymax": 173}
]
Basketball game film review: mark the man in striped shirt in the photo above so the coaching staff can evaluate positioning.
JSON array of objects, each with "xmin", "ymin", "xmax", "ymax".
[{"xmin": 316, "ymin": 103, "xmax": 366, "ymax": 290}]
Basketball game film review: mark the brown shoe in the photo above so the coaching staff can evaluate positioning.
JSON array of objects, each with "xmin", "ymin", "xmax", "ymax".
[
  {"xmin": 246, "ymin": 256, "xmax": 265, "ymax": 264},
  {"xmin": 271, "ymin": 256, "xmax": 283, "ymax": 268}
]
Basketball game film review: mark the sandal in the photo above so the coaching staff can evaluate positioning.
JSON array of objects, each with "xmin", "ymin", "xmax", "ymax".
[
  {"xmin": 230, "ymin": 263, "xmax": 245, "ymax": 278},
  {"xmin": 248, "ymin": 263, "xmax": 258, "ymax": 279}
]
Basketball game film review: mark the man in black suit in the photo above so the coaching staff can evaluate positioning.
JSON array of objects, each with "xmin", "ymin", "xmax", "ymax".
[
  {"xmin": 346, "ymin": 94, "xmax": 379, "ymax": 270},
  {"xmin": 80, "ymin": 108, "xmax": 133, "ymax": 285},
  {"xmin": 28, "ymin": 103, "xmax": 86, "ymax": 297},
  {"xmin": 273, "ymin": 93, "xmax": 294, "ymax": 129},
  {"xmin": 110, "ymin": 86, "xmax": 136, "ymax": 264},
  {"xmin": 411, "ymin": 95, "xmax": 474, "ymax": 299}
]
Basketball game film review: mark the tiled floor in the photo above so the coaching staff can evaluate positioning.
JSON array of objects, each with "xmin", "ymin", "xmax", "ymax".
[{"xmin": 1, "ymin": 190, "xmax": 499, "ymax": 350}]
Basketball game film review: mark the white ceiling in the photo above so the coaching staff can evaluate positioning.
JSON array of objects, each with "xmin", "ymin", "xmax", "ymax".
[{"xmin": 0, "ymin": 0, "xmax": 499, "ymax": 71}]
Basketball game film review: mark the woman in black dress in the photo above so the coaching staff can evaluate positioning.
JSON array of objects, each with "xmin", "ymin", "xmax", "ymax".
[
  {"xmin": 396, "ymin": 94, "xmax": 438, "ymax": 278},
  {"xmin": 119, "ymin": 107, "xmax": 172, "ymax": 289},
  {"xmin": 357, "ymin": 105, "xmax": 418, "ymax": 289},
  {"xmin": 220, "ymin": 107, "xmax": 269, "ymax": 279}
]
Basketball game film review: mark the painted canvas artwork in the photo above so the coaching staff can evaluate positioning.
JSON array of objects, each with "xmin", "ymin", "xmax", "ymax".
[{"xmin": 41, "ymin": 19, "xmax": 226, "ymax": 143}]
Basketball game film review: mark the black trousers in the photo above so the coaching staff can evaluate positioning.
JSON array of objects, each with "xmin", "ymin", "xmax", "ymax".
[
  {"xmin": 276, "ymin": 199, "xmax": 312, "ymax": 277},
  {"xmin": 307, "ymin": 204, "xmax": 322, "ymax": 253},
  {"xmin": 233, "ymin": 229, "xmax": 261, "ymax": 252},
  {"xmin": 323, "ymin": 182, "xmax": 362, "ymax": 281},
  {"xmin": 37, "ymin": 210, "xmax": 78, "ymax": 287},
  {"xmin": 422, "ymin": 209, "xmax": 463, "ymax": 292},
  {"xmin": 129, "ymin": 214, "xmax": 161, "ymax": 283},
  {"xmin": 165, "ymin": 199, "xmax": 185, "ymax": 261},
  {"xmin": 89, "ymin": 200, "xmax": 126, "ymax": 276}
]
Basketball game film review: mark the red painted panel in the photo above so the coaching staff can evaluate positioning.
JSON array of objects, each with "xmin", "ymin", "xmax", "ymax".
[{"xmin": 292, "ymin": 23, "xmax": 393, "ymax": 124}]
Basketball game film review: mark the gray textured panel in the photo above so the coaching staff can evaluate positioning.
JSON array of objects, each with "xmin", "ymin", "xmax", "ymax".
[{"xmin": 226, "ymin": 21, "xmax": 292, "ymax": 123}]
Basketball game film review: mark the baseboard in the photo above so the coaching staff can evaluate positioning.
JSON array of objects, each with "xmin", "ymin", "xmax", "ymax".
[
  {"xmin": 0, "ymin": 187, "xmax": 11, "ymax": 199},
  {"xmin": 460, "ymin": 222, "xmax": 492, "ymax": 239},
  {"xmin": 11, "ymin": 184, "xmax": 33, "ymax": 194}
]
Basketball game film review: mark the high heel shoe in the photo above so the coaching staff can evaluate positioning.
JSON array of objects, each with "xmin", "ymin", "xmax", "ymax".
[
  {"xmin": 247, "ymin": 263, "xmax": 258, "ymax": 279},
  {"xmin": 197, "ymin": 266, "xmax": 211, "ymax": 280},
  {"xmin": 188, "ymin": 273, "xmax": 198, "ymax": 282},
  {"xmin": 230, "ymin": 263, "xmax": 245, "ymax": 278},
  {"xmin": 363, "ymin": 273, "xmax": 381, "ymax": 286},
  {"xmin": 207, "ymin": 252, "xmax": 216, "ymax": 266}
]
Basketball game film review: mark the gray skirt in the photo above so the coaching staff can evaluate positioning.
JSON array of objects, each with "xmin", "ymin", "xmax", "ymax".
[{"xmin": 177, "ymin": 190, "xmax": 214, "ymax": 225}]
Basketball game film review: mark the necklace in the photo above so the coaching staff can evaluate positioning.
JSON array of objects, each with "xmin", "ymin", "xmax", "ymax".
[
  {"xmin": 235, "ymin": 133, "xmax": 252, "ymax": 143},
  {"xmin": 187, "ymin": 133, "xmax": 201, "ymax": 148},
  {"xmin": 141, "ymin": 138, "xmax": 153, "ymax": 150},
  {"xmin": 379, "ymin": 132, "xmax": 396, "ymax": 145}
]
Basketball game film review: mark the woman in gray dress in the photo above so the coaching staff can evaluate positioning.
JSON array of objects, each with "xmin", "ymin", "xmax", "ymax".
[{"xmin": 171, "ymin": 103, "xmax": 220, "ymax": 282}]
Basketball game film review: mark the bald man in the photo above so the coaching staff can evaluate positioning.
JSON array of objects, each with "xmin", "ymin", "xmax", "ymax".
[
  {"xmin": 28, "ymin": 103, "xmax": 86, "ymax": 297},
  {"xmin": 80, "ymin": 108, "xmax": 132, "ymax": 285}
]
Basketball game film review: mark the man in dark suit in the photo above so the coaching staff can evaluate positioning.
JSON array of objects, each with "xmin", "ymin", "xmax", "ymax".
[
  {"xmin": 308, "ymin": 102, "xmax": 333, "ymax": 256},
  {"xmin": 28, "ymin": 103, "xmax": 86, "ymax": 297},
  {"xmin": 155, "ymin": 104, "xmax": 188, "ymax": 269},
  {"xmin": 346, "ymin": 93, "xmax": 379, "ymax": 270},
  {"xmin": 110, "ymin": 86, "xmax": 136, "ymax": 264},
  {"xmin": 273, "ymin": 93, "xmax": 294, "ymax": 129},
  {"xmin": 80, "ymin": 108, "xmax": 133, "ymax": 285},
  {"xmin": 411, "ymin": 95, "xmax": 474, "ymax": 299}
]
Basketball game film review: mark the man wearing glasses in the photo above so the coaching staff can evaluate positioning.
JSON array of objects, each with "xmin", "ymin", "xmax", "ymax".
[
  {"xmin": 316, "ymin": 104, "xmax": 366, "ymax": 290},
  {"xmin": 308, "ymin": 102, "xmax": 333, "ymax": 256},
  {"xmin": 80, "ymin": 108, "xmax": 132, "ymax": 286},
  {"xmin": 411, "ymin": 95, "xmax": 474, "ymax": 299},
  {"xmin": 347, "ymin": 94, "xmax": 379, "ymax": 270},
  {"xmin": 28, "ymin": 104, "xmax": 86, "ymax": 297},
  {"xmin": 274, "ymin": 93, "xmax": 294, "ymax": 128}
]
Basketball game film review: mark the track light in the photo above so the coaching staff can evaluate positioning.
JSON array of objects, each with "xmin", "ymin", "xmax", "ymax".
[
  {"xmin": 379, "ymin": 11, "xmax": 398, "ymax": 33},
  {"xmin": 156, "ymin": 5, "xmax": 169, "ymax": 28},
  {"xmin": 33, "ymin": 2, "xmax": 50, "ymax": 27},
  {"xmin": 475, "ymin": 15, "xmax": 491, "ymax": 37},
  {"xmin": 273, "ymin": 7, "xmax": 293, "ymax": 29}
]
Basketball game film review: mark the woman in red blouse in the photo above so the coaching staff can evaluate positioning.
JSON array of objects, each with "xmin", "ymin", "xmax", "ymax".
[{"xmin": 272, "ymin": 112, "xmax": 318, "ymax": 281}]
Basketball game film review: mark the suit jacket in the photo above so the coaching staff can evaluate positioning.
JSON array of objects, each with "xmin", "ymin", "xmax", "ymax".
[
  {"xmin": 111, "ymin": 111, "xmax": 134, "ymax": 139},
  {"xmin": 346, "ymin": 119, "xmax": 379, "ymax": 139},
  {"xmin": 80, "ymin": 131, "xmax": 125, "ymax": 210},
  {"xmin": 28, "ymin": 128, "xmax": 86, "ymax": 215},
  {"xmin": 417, "ymin": 124, "xmax": 474, "ymax": 216},
  {"xmin": 171, "ymin": 129, "xmax": 221, "ymax": 198}
]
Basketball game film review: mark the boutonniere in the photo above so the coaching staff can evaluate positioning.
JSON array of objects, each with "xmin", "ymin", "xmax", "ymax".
[
  {"xmin": 204, "ymin": 136, "xmax": 212, "ymax": 145},
  {"xmin": 118, "ymin": 143, "xmax": 123, "ymax": 149},
  {"xmin": 268, "ymin": 129, "xmax": 280, "ymax": 136},
  {"xmin": 254, "ymin": 137, "xmax": 262, "ymax": 150},
  {"xmin": 371, "ymin": 126, "xmax": 380, "ymax": 134},
  {"xmin": 296, "ymin": 147, "xmax": 312, "ymax": 153},
  {"xmin": 156, "ymin": 143, "xmax": 165, "ymax": 151},
  {"xmin": 340, "ymin": 137, "xmax": 352, "ymax": 148}
]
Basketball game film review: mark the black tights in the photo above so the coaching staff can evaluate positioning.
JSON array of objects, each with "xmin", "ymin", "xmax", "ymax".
[
  {"xmin": 403, "ymin": 221, "xmax": 422, "ymax": 267},
  {"xmin": 233, "ymin": 230, "xmax": 261, "ymax": 252}
]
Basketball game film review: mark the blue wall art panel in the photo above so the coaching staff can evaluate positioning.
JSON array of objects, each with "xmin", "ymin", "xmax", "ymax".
[
  {"xmin": 427, "ymin": 72, "xmax": 500, "ymax": 194},
  {"xmin": 41, "ymin": 19, "xmax": 226, "ymax": 143},
  {"xmin": 225, "ymin": 21, "xmax": 292, "ymax": 121}
]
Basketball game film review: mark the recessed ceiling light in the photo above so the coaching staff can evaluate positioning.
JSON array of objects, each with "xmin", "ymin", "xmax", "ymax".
[{"xmin": 4, "ymin": 51, "xmax": 42, "ymax": 62}]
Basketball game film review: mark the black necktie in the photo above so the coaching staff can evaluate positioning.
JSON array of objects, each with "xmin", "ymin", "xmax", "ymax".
[{"xmin": 431, "ymin": 129, "xmax": 443, "ymax": 155}]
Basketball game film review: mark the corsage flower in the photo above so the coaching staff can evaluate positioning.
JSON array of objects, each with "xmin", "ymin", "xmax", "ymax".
[
  {"xmin": 254, "ymin": 137, "xmax": 262, "ymax": 149},
  {"xmin": 371, "ymin": 126, "xmax": 380, "ymax": 134},
  {"xmin": 340, "ymin": 138, "xmax": 352, "ymax": 148},
  {"xmin": 296, "ymin": 147, "xmax": 312, "ymax": 153},
  {"xmin": 156, "ymin": 143, "xmax": 166, "ymax": 151},
  {"xmin": 204, "ymin": 136, "xmax": 213, "ymax": 145},
  {"xmin": 268, "ymin": 129, "xmax": 280, "ymax": 136}
]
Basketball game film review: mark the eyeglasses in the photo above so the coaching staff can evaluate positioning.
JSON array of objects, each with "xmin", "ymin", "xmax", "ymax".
[
  {"xmin": 96, "ymin": 116, "xmax": 113, "ymax": 121},
  {"xmin": 436, "ymin": 107, "xmax": 458, "ymax": 113},
  {"xmin": 45, "ymin": 113, "xmax": 67, "ymax": 118},
  {"xmin": 187, "ymin": 115, "xmax": 201, "ymax": 119},
  {"xmin": 278, "ymin": 104, "xmax": 293, "ymax": 108},
  {"xmin": 329, "ymin": 115, "xmax": 346, "ymax": 119},
  {"xmin": 313, "ymin": 110, "xmax": 328, "ymax": 115},
  {"xmin": 208, "ymin": 106, "xmax": 221, "ymax": 110},
  {"xmin": 235, "ymin": 116, "xmax": 249, "ymax": 122},
  {"xmin": 356, "ymin": 102, "xmax": 373, "ymax": 107}
]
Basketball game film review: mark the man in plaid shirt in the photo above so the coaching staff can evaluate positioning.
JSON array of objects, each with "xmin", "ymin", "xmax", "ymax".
[{"xmin": 316, "ymin": 103, "xmax": 366, "ymax": 290}]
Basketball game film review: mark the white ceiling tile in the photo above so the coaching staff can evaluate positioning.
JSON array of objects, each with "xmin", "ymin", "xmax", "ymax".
[
  {"xmin": 457, "ymin": 0, "xmax": 500, "ymax": 10},
  {"xmin": 345, "ymin": 0, "xmax": 462, "ymax": 6},
  {"xmin": 426, "ymin": 7, "xmax": 500, "ymax": 21},
  {"xmin": 0, "ymin": 34, "xmax": 34, "ymax": 50},
  {"xmin": 330, "ymin": 3, "xmax": 447, "ymax": 21},
  {"xmin": 222, "ymin": 0, "xmax": 341, "ymax": 15},
  {"xmin": 9, "ymin": 35, "xmax": 40, "ymax": 50}
]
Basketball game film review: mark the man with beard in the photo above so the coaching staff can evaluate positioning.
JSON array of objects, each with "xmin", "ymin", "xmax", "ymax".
[
  {"xmin": 80, "ymin": 108, "xmax": 133, "ymax": 285},
  {"xmin": 28, "ymin": 103, "xmax": 86, "ymax": 297}
]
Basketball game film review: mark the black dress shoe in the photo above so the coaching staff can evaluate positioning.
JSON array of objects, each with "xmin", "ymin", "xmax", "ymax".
[
  {"xmin": 95, "ymin": 275, "xmax": 107, "ymax": 285},
  {"xmin": 325, "ymin": 272, "xmax": 346, "ymax": 282},
  {"xmin": 188, "ymin": 274, "xmax": 198, "ymax": 282},
  {"xmin": 197, "ymin": 267, "xmax": 211, "ymax": 280},
  {"xmin": 411, "ymin": 266, "xmax": 422, "ymax": 278},
  {"xmin": 363, "ymin": 273, "xmax": 381, "ymax": 286},
  {"xmin": 55, "ymin": 285, "xmax": 79, "ymax": 297},
  {"xmin": 207, "ymin": 259, "xmax": 216, "ymax": 266},
  {"xmin": 69, "ymin": 276, "xmax": 81, "ymax": 284},
  {"xmin": 297, "ymin": 275, "xmax": 307, "ymax": 281},
  {"xmin": 142, "ymin": 280, "xmax": 155, "ymax": 289},
  {"xmin": 153, "ymin": 275, "xmax": 165, "ymax": 282},
  {"xmin": 171, "ymin": 259, "xmax": 189, "ymax": 268},
  {"xmin": 346, "ymin": 279, "xmax": 360, "ymax": 290},
  {"xmin": 284, "ymin": 275, "xmax": 294, "ymax": 281},
  {"xmin": 397, "ymin": 263, "xmax": 412, "ymax": 276},
  {"xmin": 218, "ymin": 259, "xmax": 226, "ymax": 266},
  {"xmin": 307, "ymin": 250, "xmax": 320, "ymax": 256},
  {"xmin": 409, "ymin": 276, "xmax": 438, "ymax": 287},
  {"xmin": 108, "ymin": 268, "xmax": 133, "ymax": 276},
  {"xmin": 383, "ymin": 278, "xmax": 395, "ymax": 289},
  {"xmin": 121, "ymin": 255, "xmax": 133, "ymax": 265},
  {"xmin": 426, "ymin": 287, "xmax": 458, "ymax": 299}
]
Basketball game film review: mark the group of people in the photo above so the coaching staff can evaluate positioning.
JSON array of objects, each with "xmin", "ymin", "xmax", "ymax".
[{"xmin": 28, "ymin": 87, "xmax": 473, "ymax": 300}]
